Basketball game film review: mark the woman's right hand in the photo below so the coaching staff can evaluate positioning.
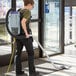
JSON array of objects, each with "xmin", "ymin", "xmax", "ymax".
[{"xmin": 26, "ymin": 33, "xmax": 30, "ymax": 38}]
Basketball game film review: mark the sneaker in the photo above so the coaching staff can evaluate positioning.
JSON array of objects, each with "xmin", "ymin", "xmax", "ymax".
[{"xmin": 29, "ymin": 72, "xmax": 42, "ymax": 76}]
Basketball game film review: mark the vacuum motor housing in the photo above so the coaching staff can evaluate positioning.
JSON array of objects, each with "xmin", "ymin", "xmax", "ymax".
[{"xmin": 6, "ymin": 9, "xmax": 20, "ymax": 37}]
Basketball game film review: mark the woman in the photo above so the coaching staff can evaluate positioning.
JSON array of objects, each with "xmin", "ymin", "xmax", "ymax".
[{"xmin": 16, "ymin": 0, "xmax": 41, "ymax": 76}]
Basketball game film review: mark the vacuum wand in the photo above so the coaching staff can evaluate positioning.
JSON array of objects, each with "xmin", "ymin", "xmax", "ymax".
[
  {"xmin": 34, "ymin": 39, "xmax": 71, "ymax": 70},
  {"xmin": 29, "ymin": 34, "xmax": 71, "ymax": 70}
]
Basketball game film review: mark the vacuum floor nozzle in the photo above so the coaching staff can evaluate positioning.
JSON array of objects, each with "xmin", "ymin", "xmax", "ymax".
[{"xmin": 55, "ymin": 65, "xmax": 71, "ymax": 70}]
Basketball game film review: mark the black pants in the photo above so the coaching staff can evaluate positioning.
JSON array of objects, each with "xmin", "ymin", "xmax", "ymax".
[{"xmin": 16, "ymin": 37, "xmax": 35, "ymax": 74}]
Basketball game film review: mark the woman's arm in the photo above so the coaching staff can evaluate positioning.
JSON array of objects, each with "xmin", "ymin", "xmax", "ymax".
[{"xmin": 21, "ymin": 18, "xmax": 29, "ymax": 38}]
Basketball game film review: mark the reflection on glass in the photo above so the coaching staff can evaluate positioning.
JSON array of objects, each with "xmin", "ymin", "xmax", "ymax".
[
  {"xmin": 65, "ymin": 7, "xmax": 76, "ymax": 45},
  {"xmin": 0, "ymin": 0, "xmax": 11, "ymax": 55},
  {"xmin": 64, "ymin": 7, "xmax": 70, "ymax": 44},
  {"xmin": 64, "ymin": 7, "xmax": 76, "ymax": 56},
  {"xmin": 31, "ymin": 0, "xmax": 38, "ymax": 19},
  {"xmin": 44, "ymin": 0, "xmax": 60, "ymax": 55},
  {"xmin": 72, "ymin": 7, "xmax": 76, "ymax": 43},
  {"xmin": 0, "ymin": 0, "xmax": 11, "ymax": 18},
  {"xmin": 16, "ymin": 0, "xmax": 38, "ymax": 19}
]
